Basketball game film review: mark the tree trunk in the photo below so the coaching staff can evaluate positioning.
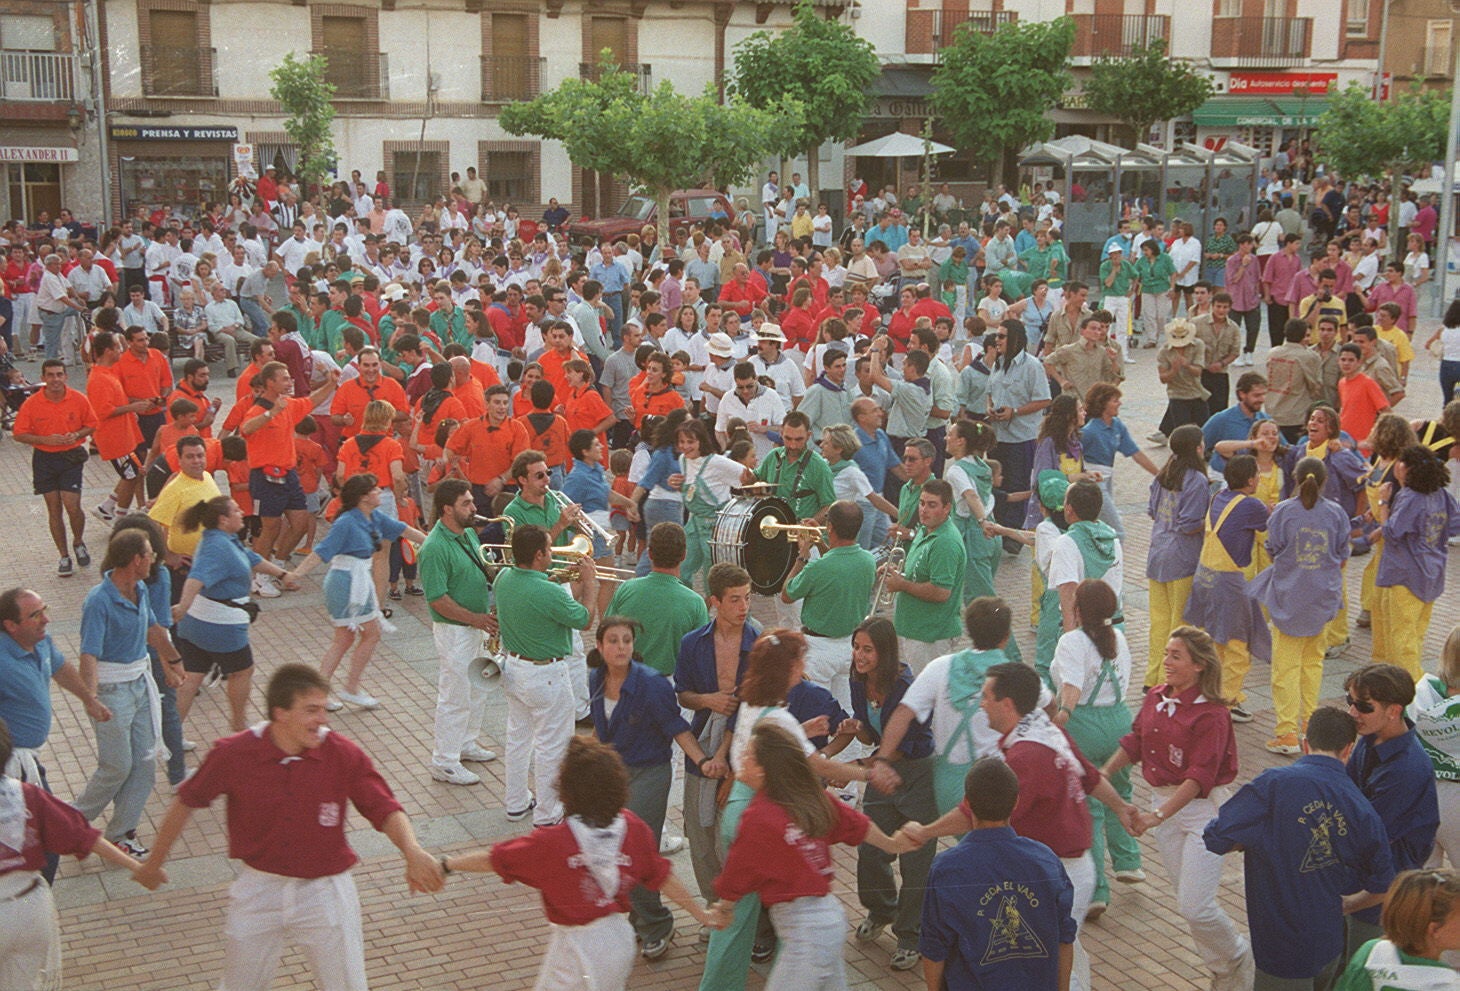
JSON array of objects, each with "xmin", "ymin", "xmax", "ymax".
[
  {"xmin": 656, "ymin": 186, "xmax": 672, "ymax": 257},
  {"xmin": 1387, "ymin": 169, "xmax": 1404, "ymax": 265},
  {"xmin": 805, "ymin": 142, "xmax": 820, "ymax": 213}
]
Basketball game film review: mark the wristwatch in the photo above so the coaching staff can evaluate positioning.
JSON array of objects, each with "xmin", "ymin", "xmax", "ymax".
[{"xmin": 1152, "ymin": 808, "xmax": 1167, "ymax": 821}]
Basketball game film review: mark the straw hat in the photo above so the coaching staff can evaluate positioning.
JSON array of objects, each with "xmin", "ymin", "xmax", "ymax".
[{"xmin": 1165, "ymin": 319, "xmax": 1198, "ymax": 347}]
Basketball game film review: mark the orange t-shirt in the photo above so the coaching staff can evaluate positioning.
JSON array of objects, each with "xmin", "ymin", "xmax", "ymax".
[
  {"xmin": 538, "ymin": 347, "xmax": 585, "ymax": 405},
  {"xmin": 444, "ymin": 415, "xmax": 530, "ymax": 486},
  {"xmin": 415, "ymin": 393, "xmax": 468, "ymax": 459},
  {"xmin": 518, "ymin": 411, "xmax": 571, "ymax": 468},
  {"xmin": 609, "ymin": 475, "xmax": 636, "ymax": 519},
  {"xmin": 115, "ymin": 347, "xmax": 172, "ymax": 402},
  {"xmin": 563, "ymin": 385, "xmax": 613, "ymax": 439},
  {"xmin": 453, "ymin": 378, "xmax": 487, "ymax": 419},
  {"xmin": 225, "ymin": 459, "xmax": 253, "ymax": 514},
  {"xmin": 336, "ymin": 433, "xmax": 404, "ymax": 485},
  {"xmin": 329, "ymin": 376, "xmax": 408, "ymax": 439},
  {"xmin": 153, "ymin": 420, "xmax": 199, "ymax": 470},
  {"xmin": 628, "ymin": 381, "xmax": 685, "ymax": 427},
  {"xmin": 13, "ymin": 387, "xmax": 98, "ymax": 453},
  {"xmin": 236, "ymin": 363, "xmax": 262, "ymax": 400},
  {"xmin": 163, "ymin": 435, "xmax": 223, "ymax": 474},
  {"xmin": 167, "ymin": 383, "xmax": 215, "ymax": 438},
  {"xmin": 87, "ymin": 366, "xmax": 145, "ymax": 460},
  {"xmin": 469, "ymin": 359, "xmax": 502, "ymax": 391},
  {"xmin": 243, "ymin": 396, "xmax": 314, "ymax": 470},
  {"xmin": 295, "ymin": 436, "xmax": 332, "ymax": 493},
  {"xmin": 512, "ymin": 388, "xmax": 534, "ymax": 418}
]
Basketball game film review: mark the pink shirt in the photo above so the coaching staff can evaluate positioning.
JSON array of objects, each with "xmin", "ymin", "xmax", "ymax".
[{"xmin": 1262, "ymin": 251, "xmax": 1305, "ymax": 305}]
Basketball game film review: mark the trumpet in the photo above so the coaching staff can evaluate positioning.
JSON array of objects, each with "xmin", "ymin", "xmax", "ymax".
[
  {"xmin": 868, "ymin": 545, "xmax": 907, "ymax": 616},
  {"xmin": 758, "ymin": 519, "xmax": 828, "ymax": 541},
  {"xmin": 545, "ymin": 535, "xmax": 638, "ymax": 584},
  {"xmin": 550, "ymin": 489, "xmax": 614, "ymax": 546}
]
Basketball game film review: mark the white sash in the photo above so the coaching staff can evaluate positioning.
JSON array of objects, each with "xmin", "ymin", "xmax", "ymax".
[
  {"xmin": 185, "ymin": 595, "xmax": 250, "ymax": 626},
  {"xmin": 94, "ymin": 658, "xmax": 170, "ymax": 764}
]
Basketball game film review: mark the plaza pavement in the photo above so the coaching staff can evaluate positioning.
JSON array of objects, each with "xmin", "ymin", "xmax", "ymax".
[{"xmin": 4, "ymin": 315, "xmax": 1458, "ymax": 990}]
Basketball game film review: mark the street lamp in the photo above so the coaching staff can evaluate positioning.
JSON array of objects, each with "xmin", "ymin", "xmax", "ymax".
[
  {"xmin": 1439, "ymin": 1, "xmax": 1460, "ymax": 317},
  {"xmin": 1293, "ymin": 84, "xmax": 1311, "ymax": 150}
]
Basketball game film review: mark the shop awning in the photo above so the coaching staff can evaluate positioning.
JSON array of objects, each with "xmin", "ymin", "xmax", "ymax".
[{"xmin": 1192, "ymin": 96, "xmax": 1328, "ymax": 128}]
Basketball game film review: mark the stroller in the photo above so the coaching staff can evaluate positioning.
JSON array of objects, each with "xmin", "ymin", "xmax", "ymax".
[{"xmin": 1, "ymin": 350, "xmax": 40, "ymax": 432}]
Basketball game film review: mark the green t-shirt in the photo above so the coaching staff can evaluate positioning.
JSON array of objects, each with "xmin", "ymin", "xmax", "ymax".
[
  {"xmin": 1333, "ymin": 938, "xmax": 1457, "ymax": 991},
  {"xmin": 753, "ymin": 448, "xmax": 836, "ymax": 521},
  {"xmin": 1134, "ymin": 252, "xmax": 1177, "ymax": 293},
  {"xmin": 279, "ymin": 304, "xmax": 319, "ymax": 351},
  {"xmin": 783, "ymin": 544, "xmax": 877, "ymax": 639},
  {"xmin": 431, "ymin": 308, "xmax": 468, "ymax": 348},
  {"xmin": 605, "ymin": 571, "xmax": 709, "ymax": 676},
  {"xmin": 494, "ymin": 566, "xmax": 589, "ymax": 659},
  {"xmin": 897, "ymin": 478, "xmax": 925, "ymax": 529},
  {"xmin": 417, "ymin": 520, "xmax": 492, "ymax": 624},
  {"xmin": 1098, "ymin": 259, "xmax": 1136, "ymax": 298},
  {"xmin": 504, "ymin": 494, "xmax": 569, "ymax": 546},
  {"xmin": 894, "ymin": 518, "xmax": 965, "ymax": 642},
  {"xmin": 319, "ymin": 309, "xmax": 350, "ymax": 358}
]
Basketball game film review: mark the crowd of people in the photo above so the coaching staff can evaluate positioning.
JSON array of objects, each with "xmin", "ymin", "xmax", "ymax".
[{"xmin": 4, "ymin": 161, "xmax": 1460, "ymax": 991}]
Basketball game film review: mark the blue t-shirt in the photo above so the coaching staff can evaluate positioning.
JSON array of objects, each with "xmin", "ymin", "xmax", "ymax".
[
  {"xmin": 315, "ymin": 508, "xmax": 407, "ymax": 562},
  {"xmin": 1347, "ymin": 724, "xmax": 1440, "ymax": 926},
  {"xmin": 1202, "ymin": 405, "xmax": 1272, "ymax": 471},
  {"xmin": 561, "ymin": 458, "xmax": 610, "ymax": 515},
  {"xmin": 853, "ymin": 425, "xmax": 896, "ymax": 493},
  {"xmin": 1203, "ymin": 755, "xmax": 1394, "ymax": 978},
  {"xmin": 674, "ymin": 621, "xmax": 757, "ymax": 777},
  {"xmin": 786, "ymin": 679, "xmax": 849, "ymax": 750},
  {"xmin": 178, "ymin": 527, "xmax": 263, "ymax": 654},
  {"xmin": 80, "ymin": 574, "xmax": 156, "ymax": 665},
  {"xmin": 0, "ymin": 632, "xmax": 65, "ymax": 748},
  {"xmin": 921, "ymin": 826, "xmax": 1077, "ymax": 990},
  {"xmin": 590, "ymin": 660, "xmax": 690, "ymax": 767},
  {"xmin": 1080, "ymin": 416, "xmax": 1140, "ymax": 469}
]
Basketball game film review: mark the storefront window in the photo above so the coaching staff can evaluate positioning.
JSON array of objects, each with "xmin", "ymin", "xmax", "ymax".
[
  {"xmin": 5, "ymin": 162, "xmax": 61, "ymax": 223},
  {"xmin": 118, "ymin": 155, "xmax": 228, "ymax": 222}
]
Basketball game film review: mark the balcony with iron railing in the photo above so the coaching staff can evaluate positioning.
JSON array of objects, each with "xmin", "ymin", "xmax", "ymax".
[
  {"xmin": 578, "ymin": 61, "xmax": 651, "ymax": 93},
  {"xmin": 1210, "ymin": 17, "xmax": 1312, "ymax": 67},
  {"xmin": 1071, "ymin": 14, "xmax": 1169, "ymax": 59},
  {"xmin": 140, "ymin": 45, "xmax": 218, "ymax": 97},
  {"xmin": 312, "ymin": 49, "xmax": 388, "ymax": 100},
  {"xmin": 904, "ymin": 9, "xmax": 1019, "ymax": 56},
  {"xmin": 0, "ymin": 50, "xmax": 80, "ymax": 102},
  {"xmin": 481, "ymin": 54, "xmax": 544, "ymax": 104}
]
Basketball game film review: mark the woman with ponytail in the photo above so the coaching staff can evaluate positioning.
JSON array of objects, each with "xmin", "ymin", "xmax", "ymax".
[
  {"xmin": 1051, "ymin": 579, "xmax": 1142, "ymax": 920},
  {"xmin": 1251, "ymin": 457, "xmax": 1351, "ymax": 755},
  {"xmin": 944, "ymin": 419, "xmax": 1003, "ymax": 602},
  {"xmin": 1142, "ymin": 423, "xmax": 1209, "ymax": 687}
]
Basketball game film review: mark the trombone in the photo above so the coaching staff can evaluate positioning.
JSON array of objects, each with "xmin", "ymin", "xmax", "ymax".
[
  {"xmin": 550, "ymin": 488, "xmax": 615, "ymax": 546},
  {"xmin": 546, "ymin": 534, "xmax": 639, "ymax": 584}
]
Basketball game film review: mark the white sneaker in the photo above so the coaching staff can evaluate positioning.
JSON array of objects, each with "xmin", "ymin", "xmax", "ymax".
[
  {"xmin": 460, "ymin": 743, "xmax": 498, "ymax": 763},
  {"xmin": 252, "ymin": 574, "xmax": 281, "ymax": 598},
  {"xmin": 660, "ymin": 834, "xmax": 686, "ymax": 855},
  {"xmin": 336, "ymin": 688, "xmax": 380, "ymax": 708},
  {"xmin": 430, "ymin": 763, "xmax": 482, "ymax": 786},
  {"xmin": 181, "ymin": 739, "xmax": 197, "ymax": 752},
  {"xmin": 324, "ymin": 697, "xmax": 344, "ymax": 712}
]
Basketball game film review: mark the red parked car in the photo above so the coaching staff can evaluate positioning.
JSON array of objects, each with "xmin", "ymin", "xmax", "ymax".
[{"xmin": 568, "ymin": 188, "xmax": 734, "ymax": 244}]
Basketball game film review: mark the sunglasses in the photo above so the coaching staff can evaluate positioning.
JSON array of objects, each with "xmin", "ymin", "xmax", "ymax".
[
  {"xmin": 1345, "ymin": 694, "xmax": 1376, "ymax": 714},
  {"xmin": 530, "ymin": 470, "xmax": 551, "ymax": 480},
  {"xmin": 994, "ymin": 333, "xmax": 1008, "ymax": 340}
]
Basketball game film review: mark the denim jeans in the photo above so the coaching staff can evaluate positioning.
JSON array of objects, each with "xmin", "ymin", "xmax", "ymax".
[
  {"xmin": 39, "ymin": 309, "xmax": 68, "ymax": 360},
  {"xmin": 238, "ymin": 297, "xmax": 270, "ymax": 337},
  {"xmin": 74, "ymin": 674, "xmax": 157, "ymax": 841},
  {"xmin": 625, "ymin": 762, "xmax": 675, "ymax": 942},
  {"xmin": 150, "ymin": 652, "xmax": 186, "ymax": 785},
  {"xmin": 1441, "ymin": 359, "xmax": 1460, "ymax": 405},
  {"xmin": 635, "ymin": 498, "xmax": 683, "ymax": 576}
]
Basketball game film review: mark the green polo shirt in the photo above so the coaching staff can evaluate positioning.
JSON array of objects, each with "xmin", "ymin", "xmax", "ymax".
[
  {"xmin": 503, "ymin": 493, "xmax": 569, "ymax": 546},
  {"xmin": 753, "ymin": 448, "xmax": 836, "ymax": 520},
  {"xmin": 897, "ymin": 478, "xmax": 926, "ymax": 529},
  {"xmin": 894, "ymin": 518, "xmax": 965, "ymax": 642},
  {"xmin": 494, "ymin": 566, "xmax": 589, "ymax": 659},
  {"xmin": 1098, "ymin": 259, "xmax": 1136, "ymax": 298},
  {"xmin": 279, "ymin": 304, "xmax": 319, "ymax": 351},
  {"xmin": 319, "ymin": 309, "xmax": 350, "ymax": 357},
  {"xmin": 431, "ymin": 307, "xmax": 468, "ymax": 348},
  {"xmin": 605, "ymin": 571, "xmax": 709, "ymax": 676},
  {"xmin": 418, "ymin": 520, "xmax": 492, "ymax": 624},
  {"xmin": 782, "ymin": 544, "xmax": 877, "ymax": 638}
]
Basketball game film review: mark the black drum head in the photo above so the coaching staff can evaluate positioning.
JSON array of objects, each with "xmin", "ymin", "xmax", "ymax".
[{"xmin": 742, "ymin": 498, "xmax": 795, "ymax": 595}]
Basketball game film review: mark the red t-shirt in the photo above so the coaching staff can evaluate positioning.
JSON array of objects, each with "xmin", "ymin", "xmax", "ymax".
[
  {"xmin": 887, "ymin": 309, "xmax": 918, "ymax": 352},
  {"xmin": 1001, "ymin": 730, "xmax": 1102, "ymax": 859},
  {"xmin": 14, "ymin": 387, "xmax": 97, "ymax": 453},
  {"xmin": 779, "ymin": 307, "xmax": 817, "ymax": 353},
  {"xmin": 715, "ymin": 791, "xmax": 869, "ymax": 907},
  {"xmin": 177, "ymin": 725, "xmax": 403, "ymax": 879},
  {"xmin": 491, "ymin": 812, "xmax": 668, "ymax": 926},
  {"xmin": 1338, "ymin": 373, "xmax": 1390, "ymax": 447},
  {"xmin": 1119, "ymin": 685, "xmax": 1238, "ymax": 797},
  {"xmin": 718, "ymin": 278, "xmax": 766, "ymax": 316},
  {"xmin": 0, "ymin": 782, "xmax": 101, "ymax": 874},
  {"xmin": 87, "ymin": 365, "xmax": 144, "ymax": 460}
]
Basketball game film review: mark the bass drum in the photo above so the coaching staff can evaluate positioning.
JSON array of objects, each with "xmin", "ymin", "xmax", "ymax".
[{"xmin": 709, "ymin": 494, "xmax": 796, "ymax": 595}]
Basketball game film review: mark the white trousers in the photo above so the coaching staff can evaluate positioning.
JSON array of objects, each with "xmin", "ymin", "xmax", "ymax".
[
  {"xmin": 431, "ymin": 623, "xmax": 489, "ymax": 767},
  {"xmin": 1062, "ymin": 852, "xmax": 1095, "ymax": 991},
  {"xmin": 802, "ymin": 633, "xmax": 853, "ymax": 715},
  {"xmin": 534, "ymin": 912, "xmax": 635, "ymax": 991},
  {"xmin": 0, "ymin": 873, "xmax": 59, "ymax": 991},
  {"xmin": 898, "ymin": 635, "xmax": 960, "ymax": 676},
  {"xmin": 765, "ymin": 895, "xmax": 849, "ymax": 991},
  {"xmin": 503, "ymin": 655, "xmax": 575, "ymax": 826},
  {"xmin": 221, "ymin": 867, "xmax": 367, "ymax": 991},
  {"xmin": 1100, "ymin": 295, "xmax": 1131, "ymax": 362},
  {"xmin": 1150, "ymin": 786, "xmax": 1250, "ymax": 980},
  {"xmin": 569, "ymin": 629, "xmax": 589, "ymax": 720}
]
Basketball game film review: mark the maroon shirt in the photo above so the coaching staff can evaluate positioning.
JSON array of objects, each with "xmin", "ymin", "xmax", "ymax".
[
  {"xmin": 1000, "ymin": 730, "xmax": 1102, "ymax": 859},
  {"xmin": 716, "ymin": 792, "xmax": 870, "ymax": 907},
  {"xmin": 1119, "ymin": 684, "xmax": 1238, "ymax": 797},
  {"xmin": 178, "ymin": 725, "xmax": 403, "ymax": 878},
  {"xmin": 0, "ymin": 783, "xmax": 100, "ymax": 874}
]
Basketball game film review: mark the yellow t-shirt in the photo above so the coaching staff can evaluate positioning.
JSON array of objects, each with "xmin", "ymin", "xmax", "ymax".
[
  {"xmin": 1375, "ymin": 323, "xmax": 1415, "ymax": 363},
  {"xmin": 148, "ymin": 472, "xmax": 222, "ymax": 556}
]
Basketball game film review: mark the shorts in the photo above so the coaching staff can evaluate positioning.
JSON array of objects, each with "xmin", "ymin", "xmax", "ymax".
[
  {"xmin": 304, "ymin": 488, "xmax": 323, "ymax": 514},
  {"xmin": 176, "ymin": 636, "xmax": 254, "ymax": 676},
  {"xmin": 249, "ymin": 468, "xmax": 306, "ymax": 517},
  {"xmin": 110, "ymin": 441, "xmax": 148, "ymax": 480},
  {"xmin": 32, "ymin": 449, "xmax": 85, "ymax": 495}
]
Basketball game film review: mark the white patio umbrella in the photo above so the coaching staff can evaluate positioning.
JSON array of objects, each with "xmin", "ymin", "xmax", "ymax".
[{"xmin": 845, "ymin": 131, "xmax": 955, "ymax": 158}]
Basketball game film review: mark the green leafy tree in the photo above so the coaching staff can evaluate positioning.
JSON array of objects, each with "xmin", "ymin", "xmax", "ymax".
[
  {"xmin": 730, "ymin": 0, "xmax": 880, "ymax": 203},
  {"xmin": 930, "ymin": 17, "xmax": 1075, "ymax": 185},
  {"xmin": 502, "ymin": 54, "xmax": 797, "ymax": 247},
  {"xmin": 1084, "ymin": 39, "xmax": 1213, "ymax": 146},
  {"xmin": 1317, "ymin": 82, "xmax": 1449, "ymax": 256},
  {"xmin": 269, "ymin": 53, "xmax": 337, "ymax": 194}
]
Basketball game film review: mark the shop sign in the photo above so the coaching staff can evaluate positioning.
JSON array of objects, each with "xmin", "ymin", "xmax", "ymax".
[
  {"xmin": 108, "ymin": 125, "xmax": 240, "ymax": 141},
  {"xmin": 0, "ymin": 146, "xmax": 78, "ymax": 163},
  {"xmin": 1227, "ymin": 72, "xmax": 1337, "ymax": 96},
  {"xmin": 869, "ymin": 97, "xmax": 931, "ymax": 119}
]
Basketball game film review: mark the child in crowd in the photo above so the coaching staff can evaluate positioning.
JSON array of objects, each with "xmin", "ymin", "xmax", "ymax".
[
  {"xmin": 608, "ymin": 448, "xmax": 637, "ymax": 561},
  {"xmin": 294, "ymin": 415, "xmax": 332, "ymax": 555}
]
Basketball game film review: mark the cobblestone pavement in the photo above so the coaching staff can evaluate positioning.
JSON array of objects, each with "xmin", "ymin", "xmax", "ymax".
[{"xmin": 4, "ymin": 316, "xmax": 1458, "ymax": 991}]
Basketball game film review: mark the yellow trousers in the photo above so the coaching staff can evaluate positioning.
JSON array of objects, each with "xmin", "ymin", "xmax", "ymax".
[
  {"xmin": 1373, "ymin": 585, "xmax": 1435, "ymax": 680},
  {"xmin": 1272, "ymin": 629, "xmax": 1325, "ymax": 738},
  {"xmin": 1321, "ymin": 569, "xmax": 1349, "ymax": 651},
  {"xmin": 1146, "ymin": 577, "xmax": 1194, "ymax": 687},
  {"xmin": 1219, "ymin": 641, "xmax": 1251, "ymax": 705},
  {"xmin": 1360, "ymin": 543, "xmax": 1382, "ymax": 613}
]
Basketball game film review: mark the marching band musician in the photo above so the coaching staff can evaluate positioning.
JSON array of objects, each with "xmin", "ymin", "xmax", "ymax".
[
  {"xmin": 883, "ymin": 478, "xmax": 966, "ymax": 673},
  {"xmin": 504, "ymin": 449, "xmax": 591, "ymax": 721},
  {"xmin": 751, "ymin": 410, "xmax": 836, "ymax": 628},
  {"xmin": 495, "ymin": 523, "xmax": 597, "ymax": 829}
]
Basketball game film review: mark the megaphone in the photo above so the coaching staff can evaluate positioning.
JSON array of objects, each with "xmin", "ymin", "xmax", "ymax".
[{"xmin": 468, "ymin": 654, "xmax": 500, "ymax": 687}]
